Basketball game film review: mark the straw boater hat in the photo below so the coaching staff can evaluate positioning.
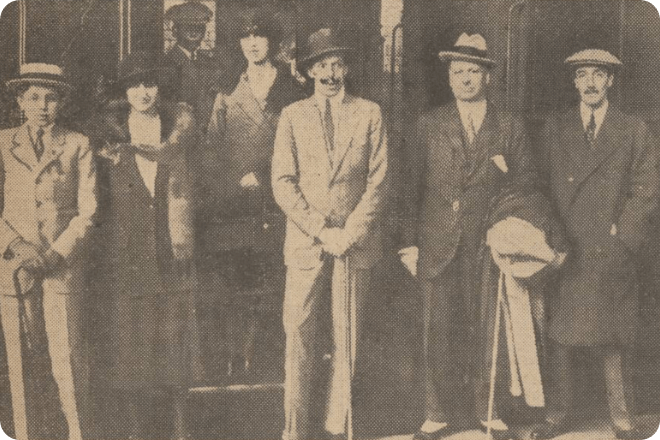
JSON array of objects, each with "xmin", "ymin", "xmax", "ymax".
[
  {"xmin": 6, "ymin": 63, "xmax": 73, "ymax": 95},
  {"xmin": 564, "ymin": 49, "xmax": 622, "ymax": 70},
  {"xmin": 438, "ymin": 33, "xmax": 496, "ymax": 68},
  {"xmin": 297, "ymin": 28, "xmax": 353, "ymax": 72},
  {"xmin": 165, "ymin": 0, "xmax": 212, "ymax": 27}
]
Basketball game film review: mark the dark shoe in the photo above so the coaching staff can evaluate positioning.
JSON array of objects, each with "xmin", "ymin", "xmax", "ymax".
[
  {"xmin": 614, "ymin": 427, "xmax": 647, "ymax": 439},
  {"xmin": 529, "ymin": 422, "xmax": 567, "ymax": 440},
  {"xmin": 412, "ymin": 426, "xmax": 454, "ymax": 440},
  {"xmin": 479, "ymin": 424, "xmax": 517, "ymax": 440}
]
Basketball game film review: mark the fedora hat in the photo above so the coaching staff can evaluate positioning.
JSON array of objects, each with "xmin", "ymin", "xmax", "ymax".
[
  {"xmin": 438, "ymin": 33, "xmax": 496, "ymax": 68},
  {"xmin": 297, "ymin": 28, "xmax": 353, "ymax": 71},
  {"xmin": 165, "ymin": 1, "xmax": 212, "ymax": 27},
  {"xmin": 565, "ymin": 49, "xmax": 622, "ymax": 69},
  {"xmin": 117, "ymin": 52, "xmax": 169, "ymax": 86},
  {"xmin": 6, "ymin": 63, "xmax": 73, "ymax": 95}
]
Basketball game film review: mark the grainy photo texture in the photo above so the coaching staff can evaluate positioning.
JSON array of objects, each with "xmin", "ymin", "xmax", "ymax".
[{"xmin": 0, "ymin": 1, "xmax": 658, "ymax": 440}]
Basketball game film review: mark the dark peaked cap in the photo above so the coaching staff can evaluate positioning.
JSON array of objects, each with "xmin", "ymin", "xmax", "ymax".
[{"xmin": 165, "ymin": 1, "xmax": 212, "ymax": 26}]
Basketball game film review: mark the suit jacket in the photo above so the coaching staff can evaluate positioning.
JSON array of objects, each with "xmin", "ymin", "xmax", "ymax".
[
  {"xmin": 0, "ymin": 124, "xmax": 97, "ymax": 294},
  {"xmin": 541, "ymin": 106, "xmax": 659, "ymax": 346},
  {"xmin": 203, "ymin": 68, "xmax": 306, "ymax": 252},
  {"xmin": 402, "ymin": 102, "xmax": 537, "ymax": 279},
  {"xmin": 272, "ymin": 94, "xmax": 389, "ymax": 269}
]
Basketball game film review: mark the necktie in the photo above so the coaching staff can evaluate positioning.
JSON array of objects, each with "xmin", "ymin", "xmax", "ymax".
[
  {"xmin": 34, "ymin": 128, "xmax": 45, "ymax": 161},
  {"xmin": 466, "ymin": 112, "xmax": 477, "ymax": 145},
  {"xmin": 586, "ymin": 112, "xmax": 597, "ymax": 145},
  {"xmin": 325, "ymin": 99, "xmax": 335, "ymax": 152}
]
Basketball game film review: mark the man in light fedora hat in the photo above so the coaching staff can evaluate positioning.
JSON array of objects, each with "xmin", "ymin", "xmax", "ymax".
[
  {"xmin": 0, "ymin": 63, "xmax": 97, "ymax": 440},
  {"xmin": 273, "ymin": 27, "xmax": 389, "ymax": 440},
  {"xmin": 400, "ymin": 33, "xmax": 538, "ymax": 439},
  {"xmin": 530, "ymin": 49, "xmax": 657, "ymax": 440}
]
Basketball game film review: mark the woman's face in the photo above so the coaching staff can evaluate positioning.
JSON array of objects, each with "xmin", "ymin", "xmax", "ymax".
[
  {"xmin": 240, "ymin": 34, "xmax": 270, "ymax": 64},
  {"xmin": 126, "ymin": 81, "xmax": 158, "ymax": 113}
]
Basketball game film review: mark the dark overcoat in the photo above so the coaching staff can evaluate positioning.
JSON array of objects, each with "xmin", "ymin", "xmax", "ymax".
[
  {"xmin": 541, "ymin": 106, "xmax": 659, "ymax": 346},
  {"xmin": 203, "ymin": 68, "xmax": 306, "ymax": 253},
  {"xmin": 402, "ymin": 102, "xmax": 538, "ymax": 280}
]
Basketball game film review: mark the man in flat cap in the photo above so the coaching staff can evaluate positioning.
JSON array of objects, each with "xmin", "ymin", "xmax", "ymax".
[
  {"xmin": 531, "ymin": 49, "xmax": 658, "ymax": 440},
  {"xmin": 272, "ymin": 27, "xmax": 389, "ymax": 440},
  {"xmin": 400, "ymin": 33, "xmax": 538, "ymax": 439},
  {"xmin": 0, "ymin": 63, "xmax": 97, "ymax": 440},
  {"xmin": 164, "ymin": 0, "xmax": 222, "ymax": 128}
]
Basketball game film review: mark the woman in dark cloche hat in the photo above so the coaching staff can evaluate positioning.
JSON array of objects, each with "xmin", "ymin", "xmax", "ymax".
[
  {"xmin": 202, "ymin": 10, "xmax": 305, "ymax": 378},
  {"xmin": 85, "ymin": 51, "xmax": 201, "ymax": 440}
]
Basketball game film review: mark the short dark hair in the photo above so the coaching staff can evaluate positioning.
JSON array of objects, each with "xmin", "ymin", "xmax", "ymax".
[{"xmin": 122, "ymin": 71, "xmax": 159, "ymax": 90}]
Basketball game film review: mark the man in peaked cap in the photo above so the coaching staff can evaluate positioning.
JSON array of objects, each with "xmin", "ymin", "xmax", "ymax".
[
  {"xmin": 164, "ymin": 0, "xmax": 222, "ymax": 128},
  {"xmin": 531, "ymin": 49, "xmax": 657, "ymax": 440},
  {"xmin": 400, "ymin": 33, "xmax": 539, "ymax": 439},
  {"xmin": 0, "ymin": 63, "xmax": 97, "ymax": 440},
  {"xmin": 272, "ymin": 27, "xmax": 389, "ymax": 440}
]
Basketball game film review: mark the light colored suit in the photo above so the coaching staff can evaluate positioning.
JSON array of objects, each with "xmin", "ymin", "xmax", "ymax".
[
  {"xmin": 0, "ymin": 124, "xmax": 97, "ymax": 439},
  {"xmin": 272, "ymin": 94, "xmax": 388, "ymax": 440}
]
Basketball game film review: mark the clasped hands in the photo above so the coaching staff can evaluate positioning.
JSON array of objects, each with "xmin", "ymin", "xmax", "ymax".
[
  {"xmin": 9, "ymin": 240, "xmax": 64, "ymax": 294},
  {"xmin": 318, "ymin": 227, "xmax": 353, "ymax": 258}
]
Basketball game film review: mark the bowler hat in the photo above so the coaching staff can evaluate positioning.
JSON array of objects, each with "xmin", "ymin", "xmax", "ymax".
[
  {"xmin": 297, "ymin": 28, "xmax": 353, "ymax": 71},
  {"xmin": 438, "ymin": 33, "xmax": 496, "ymax": 68},
  {"xmin": 6, "ymin": 63, "xmax": 73, "ymax": 95},
  {"xmin": 117, "ymin": 52, "xmax": 167, "ymax": 87},
  {"xmin": 565, "ymin": 49, "xmax": 622, "ymax": 70},
  {"xmin": 165, "ymin": 1, "xmax": 212, "ymax": 27}
]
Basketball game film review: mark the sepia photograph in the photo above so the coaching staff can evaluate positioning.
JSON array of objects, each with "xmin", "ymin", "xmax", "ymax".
[{"xmin": 0, "ymin": 1, "xmax": 658, "ymax": 439}]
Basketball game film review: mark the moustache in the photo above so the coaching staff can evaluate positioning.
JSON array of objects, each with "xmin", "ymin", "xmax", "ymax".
[
  {"xmin": 320, "ymin": 78, "xmax": 342, "ymax": 86},
  {"xmin": 584, "ymin": 88, "xmax": 599, "ymax": 94}
]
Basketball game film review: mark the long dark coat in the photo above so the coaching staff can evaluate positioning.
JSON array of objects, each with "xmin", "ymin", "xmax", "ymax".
[
  {"xmin": 541, "ymin": 106, "xmax": 659, "ymax": 346},
  {"xmin": 203, "ymin": 68, "xmax": 305, "ymax": 253}
]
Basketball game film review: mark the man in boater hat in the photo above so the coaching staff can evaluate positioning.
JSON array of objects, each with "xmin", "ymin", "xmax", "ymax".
[
  {"xmin": 400, "ymin": 33, "xmax": 538, "ymax": 439},
  {"xmin": 272, "ymin": 27, "xmax": 389, "ymax": 440},
  {"xmin": 530, "ymin": 49, "xmax": 658, "ymax": 440},
  {"xmin": 0, "ymin": 63, "xmax": 97, "ymax": 440}
]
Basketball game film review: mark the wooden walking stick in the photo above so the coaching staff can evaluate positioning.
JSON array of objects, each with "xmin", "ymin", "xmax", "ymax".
[
  {"xmin": 486, "ymin": 272, "xmax": 505, "ymax": 440},
  {"xmin": 344, "ymin": 255, "xmax": 354, "ymax": 440}
]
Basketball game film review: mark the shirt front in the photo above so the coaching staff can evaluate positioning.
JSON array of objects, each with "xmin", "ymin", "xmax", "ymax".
[
  {"xmin": 315, "ymin": 87, "xmax": 345, "ymax": 152},
  {"xmin": 28, "ymin": 123, "xmax": 54, "ymax": 161},
  {"xmin": 580, "ymin": 100, "xmax": 608, "ymax": 139},
  {"xmin": 245, "ymin": 65, "xmax": 278, "ymax": 108},
  {"xmin": 456, "ymin": 99, "xmax": 488, "ymax": 143},
  {"xmin": 128, "ymin": 112, "xmax": 161, "ymax": 197},
  {"xmin": 177, "ymin": 44, "xmax": 198, "ymax": 61}
]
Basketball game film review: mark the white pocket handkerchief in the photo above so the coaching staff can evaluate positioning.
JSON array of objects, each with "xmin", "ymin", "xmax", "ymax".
[{"xmin": 491, "ymin": 155, "xmax": 509, "ymax": 173}]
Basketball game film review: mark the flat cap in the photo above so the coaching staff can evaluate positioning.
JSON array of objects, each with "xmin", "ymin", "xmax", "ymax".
[
  {"xmin": 564, "ymin": 49, "xmax": 622, "ymax": 68},
  {"xmin": 165, "ymin": 1, "xmax": 212, "ymax": 26}
]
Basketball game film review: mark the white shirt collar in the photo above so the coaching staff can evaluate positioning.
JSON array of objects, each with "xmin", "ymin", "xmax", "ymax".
[
  {"xmin": 315, "ymin": 87, "xmax": 345, "ymax": 110},
  {"xmin": 455, "ymin": 99, "xmax": 488, "ymax": 135},
  {"xmin": 580, "ymin": 100, "xmax": 608, "ymax": 136},
  {"xmin": 177, "ymin": 45, "xmax": 197, "ymax": 60},
  {"xmin": 27, "ymin": 123, "xmax": 54, "ymax": 142}
]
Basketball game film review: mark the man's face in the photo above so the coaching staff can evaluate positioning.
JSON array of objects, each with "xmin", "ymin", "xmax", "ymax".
[
  {"xmin": 574, "ymin": 66, "xmax": 613, "ymax": 108},
  {"xmin": 307, "ymin": 54, "xmax": 348, "ymax": 98},
  {"xmin": 17, "ymin": 85, "xmax": 62, "ymax": 127},
  {"xmin": 126, "ymin": 82, "xmax": 159, "ymax": 113},
  {"xmin": 448, "ymin": 60, "xmax": 489, "ymax": 102},
  {"xmin": 175, "ymin": 24, "xmax": 206, "ymax": 52},
  {"xmin": 240, "ymin": 34, "xmax": 270, "ymax": 65}
]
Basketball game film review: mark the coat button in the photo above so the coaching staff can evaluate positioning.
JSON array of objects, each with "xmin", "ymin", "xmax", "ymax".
[
  {"xmin": 36, "ymin": 201, "xmax": 42, "ymax": 208},
  {"xmin": 453, "ymin": 200, "xmax": 460, "ymax": 212},
  {"xmin": 568, "ymin": 177, "xmax": 574, "ymax": 182}
]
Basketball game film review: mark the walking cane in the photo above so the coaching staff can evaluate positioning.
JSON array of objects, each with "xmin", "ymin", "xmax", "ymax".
[
  {"xmin": 486, "ymin": 272, "xmax": 505, "ymax": 440},
  {"xmin": 344, "ymin": 255, "xmax": 354, "ymax": 440}
]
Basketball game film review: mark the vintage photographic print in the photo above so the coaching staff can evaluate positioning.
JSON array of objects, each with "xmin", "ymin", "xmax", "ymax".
[{"xmin": 0, "ymin": 0, "xmax": 658, "ymax": 439}]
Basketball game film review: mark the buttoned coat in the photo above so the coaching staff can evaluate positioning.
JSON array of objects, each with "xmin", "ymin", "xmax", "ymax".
[
  {"xmin": 272, "ymin": 94, "xmax": 389, "ymax": 269},
  {"xmin": 204, "ymin": 69, "xmax": 306, "ymax": 252},
  {"xmin": 0, "ymin": 124, "xmax": 97, "ymax": 294},
  {"xmin": 402, "ymin": 103, "xmax": 537, "ymax": 280},
  {"xmin": 541, "ymin": 107, "xmax": 659, "ymax": 346}
]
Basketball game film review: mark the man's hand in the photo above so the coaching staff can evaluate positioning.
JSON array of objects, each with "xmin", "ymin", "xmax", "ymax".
[
  {"xmin": 399, "ymin": 246, "xmax": 419, "ymax": 277},
  {"xmin": 240, "ymin": 172, "xmax": 260, "ymax": 189},
  {"xmin": 16, "ymin": 267, "xmax": 37, "ymax": 294},
  {"xmin": 9, "ymin": 240, "xmax": 46, "ymax": 277},
  {"xmin": 318, "ymin": 228, "xmax": 352, "ymax": 257}
]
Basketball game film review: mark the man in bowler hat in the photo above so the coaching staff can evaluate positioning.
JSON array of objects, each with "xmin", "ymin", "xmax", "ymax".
[
  {"xmin": 0, "ymin": 63, "xmax": 97, "ymax": 440},
  {"xmin": 530, "ymin": 49, "xmax": 658, "ymax": 440},
  {"xmin": 400, "ymin": 33, "xmax": 538, "ymax": 439},
  {"xmin": 272, "ymin": 28, "xmax": 389, "ymax": 440}
]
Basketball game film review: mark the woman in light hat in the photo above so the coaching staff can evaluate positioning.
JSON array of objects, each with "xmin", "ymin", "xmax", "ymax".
[
  {"xmin": 203, "ymin": 12, "xmax": 305, "ymax": 377},
  {"xmin": 85, "ymin": 51, "xmax": 200, "ymax": 440},
  {"xmin": 1, "ymin": 63, "xmax": 97, "ymax": 440}
]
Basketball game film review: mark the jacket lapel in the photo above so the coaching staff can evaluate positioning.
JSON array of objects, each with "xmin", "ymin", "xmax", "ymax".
[
  {"xmin": 306, "ymin": 97, "xmax": 333, "ymax": 173},
  {"xmin": 329, "ymin": 95, "xmax": 361, "ymax": 182},
  {"xmin": 10, "ymin": 125, "xmax": 38, "ymax": 171},
  {"xmin": 232, "ymin": 75, "xmax": 267, "ymax": 127}
]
